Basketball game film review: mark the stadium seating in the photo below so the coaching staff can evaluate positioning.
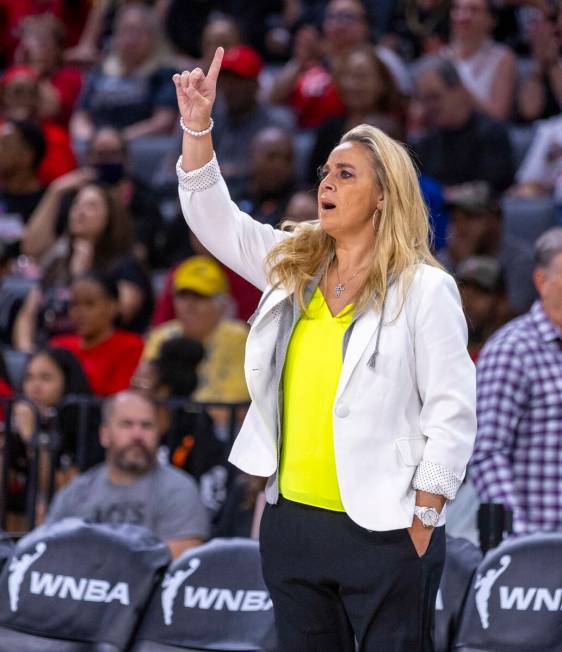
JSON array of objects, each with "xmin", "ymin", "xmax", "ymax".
[
  {"xmin": 453, "ymin": 532, "xmax": 562, "ymax": 652},
  {"xmin": 0, "ymin": 518, "xmax": 170, "ymax": 652},
  {"xmin": 434, "ymin": 536, "xmax": 482, "ymax": 652},
  {"xmin": 501, "ymin": 195, "xmax": 556, "ymax": 245},
  {"xmin": 131, "ymin": 537, "xmax": 277, "ymax": 652}
]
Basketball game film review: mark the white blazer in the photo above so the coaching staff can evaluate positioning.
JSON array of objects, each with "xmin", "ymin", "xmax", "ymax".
[{"xmin": 178, "ymin": 155, "xmax": 477, "ymax": 531}]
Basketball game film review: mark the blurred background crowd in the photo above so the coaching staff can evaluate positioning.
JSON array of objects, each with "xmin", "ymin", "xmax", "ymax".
[{"xmin": 0, "ymin": 0, "xmax": 561, "ymax": 557}]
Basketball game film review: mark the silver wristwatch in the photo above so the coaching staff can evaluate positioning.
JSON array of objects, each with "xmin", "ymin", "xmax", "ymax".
[{"xmin": 414, "ymin": 506, "xmax": 440, "ymax": 528}]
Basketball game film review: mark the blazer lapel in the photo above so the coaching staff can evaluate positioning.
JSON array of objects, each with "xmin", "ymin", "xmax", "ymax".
[{"xmin": 336, "ymin": 308, "xmax": 383, "ymax": 400}]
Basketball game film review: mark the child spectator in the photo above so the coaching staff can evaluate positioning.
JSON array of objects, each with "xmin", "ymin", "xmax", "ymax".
[{"xmin": 50, "ymin": 272, "xmax": 144, "ymax": 397}]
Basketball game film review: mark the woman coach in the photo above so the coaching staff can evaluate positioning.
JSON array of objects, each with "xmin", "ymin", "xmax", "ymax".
[{"xmin": 173, "ymin": 48, "xmax": 476, "ymax": 651}]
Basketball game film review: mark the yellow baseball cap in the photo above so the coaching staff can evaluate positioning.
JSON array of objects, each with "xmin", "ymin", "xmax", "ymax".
[{"xmin": 173, "ymin": 256, "xmax": 228, "ymax": 296}]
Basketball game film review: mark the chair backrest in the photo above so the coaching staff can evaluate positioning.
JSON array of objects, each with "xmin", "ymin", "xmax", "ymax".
[
  {"xmin": 453, "ymin": 532, "xmax": 562, "ymax": 652},
  {"xmin": 131, "ymin": 538, "xmax": 276, "ymax": 652},
  {"xmin": 0, "ymin": 531, "xmax": 13, "ymax": 573},
  {"xmin": 501, "ymin": 196, "xmax": 556, "ymax": 245},
  {"xmin": 1, "ymin": 348, "xmax": 30, "ymax": 392},
  {"xmin": 434, "ymin": 536, "xmax": 482, "ymax": 652},
  {"xmin": 0, "ymin": 518, "xmax": 170, "ymax": 652}
]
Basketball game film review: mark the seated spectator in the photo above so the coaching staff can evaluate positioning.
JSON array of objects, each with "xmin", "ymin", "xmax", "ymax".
[
  {"xmin": 382, "ymin": 0, "xmax": 450, "ymax": 62},
  {"xmin": 270, "ymin": 0, "xmax": 410, "ymax": 128},
  {"xmin": 9, "ymin": 347, "xmax": 93, "ymax": 519},
  {"xmin": 438, "ymin": 186, "xmax": 536, "ymax": 313},
  {"xmin": 143, "ymin": 256, "xmax": 250, "ymax": 405},
  {"xmin": 49, "ymin": 272, "xmax": 144, "ymax": 397},
  {"xmin": 455, "ymin": 256, "xmax": 509, "ymax": 361},
  {"xmin": 212, "ymin": 44, "xmax": 292, "ymax": 192},
  {"xmin": 0, "ymin": 119, "xmax": 45, "ymax": 236},
  {"xmin": 14, "ymin": 14, "xmax": 82, "ymax": 125},
  {"xmin": 236, "ymin": 126, "xmax": 297, "ymax": 227},
  {"xmin": 150, "ymin": 231, "xmax": 261, "ymax": 324},
  {"xmin": 45, "ymin": 390, "xmax": 209, "ymax": 559},
  {"xmin": 269, "ymin": 0, "xmax": 410, "ymax": 128},
  {"xmin": 17, "ymin": 178, "xmax": 153, "ymax": 344},
  {"xmin": 143, "ymin": 337, "xmax": 228, "ymax": 516},
  {"xmin": 0, "ymin": 65, "xmax": 76, "ymax": 185},
  {"xmin": 0, "ymin": 0, "xmax": 90, "ymax": 68},
  {"xmin": 515, "ymin": 8, "xmax": 562, "ymax": 124},
  {"xmin": 513, "ymin": 113, "xmax": 562, "ymax": 208},
  {"xmin": 285, "ymin": 190, "xmax": 318, "ymax": 223},
  {"xmin": 70, "ymin": 4, "xmax": 177, "ymax": 143},
  {"xmin": 444, "ymin": 0, "xmax": 516, "ymax": 121},
  {"xmin": 42, "ymin": 126, "xmax": 165, "ymax": 266},
  {"xmin": 471, "ymin": 227, "xmax": 562, "ymax": 534},
  {"xmin": 412, "ymin": 56, "xmax": 514, "ymax": 193},
  {"xmin": 199, "ymin": 13, "xmax": 241, "ymax": 71},
  {"xmin": 307, "ymin": 44, "xmax": 405, "ymax": 184}
]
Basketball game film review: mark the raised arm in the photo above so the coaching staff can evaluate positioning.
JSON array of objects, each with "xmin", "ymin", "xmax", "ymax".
[{"xmin": 172, "ymin": 48, "xmax": 288, "ymax": 290}]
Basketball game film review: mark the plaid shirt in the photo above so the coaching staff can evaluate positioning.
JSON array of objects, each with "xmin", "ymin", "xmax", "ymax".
[{"xmin": 470, "ymin": 301, "xmax": 562, "ymax": 533}]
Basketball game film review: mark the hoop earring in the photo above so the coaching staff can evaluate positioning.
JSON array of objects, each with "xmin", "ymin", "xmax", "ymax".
[{"xmin": 372, "ymin": 209, "xmax": 381, "ymax": 233}]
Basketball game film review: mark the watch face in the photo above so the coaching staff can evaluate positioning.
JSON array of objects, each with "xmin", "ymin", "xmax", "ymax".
[{"xmin": 423, "ymin": 508, "xmax": 439, "ymax": 527}]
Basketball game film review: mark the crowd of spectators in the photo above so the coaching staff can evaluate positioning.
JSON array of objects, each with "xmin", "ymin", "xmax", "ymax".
[{"xmin": 0, "ymin": 0, "xmax": 561, "ymax": 554}]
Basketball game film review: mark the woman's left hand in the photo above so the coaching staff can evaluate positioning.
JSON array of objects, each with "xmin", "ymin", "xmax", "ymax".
[{"xmin": 407, "ymin": 518, "xmax": 434, "ymax": 558}]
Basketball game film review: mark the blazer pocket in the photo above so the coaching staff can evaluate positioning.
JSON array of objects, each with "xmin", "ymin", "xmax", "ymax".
[{"xmin": 395, "ymin": 436, "xmax": 426, "ymax": 467}]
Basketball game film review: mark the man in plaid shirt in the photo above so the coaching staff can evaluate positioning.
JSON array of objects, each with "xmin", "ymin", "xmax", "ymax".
[{"xmin": 471, "ymin": 227, "xmax": 562, "ymax": 533}]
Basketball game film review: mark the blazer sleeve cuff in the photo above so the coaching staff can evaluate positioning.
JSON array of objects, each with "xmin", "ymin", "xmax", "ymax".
[
  {"xmin": 412, "ymin": 460, "xmax": 463, "ymax": 501},
  {"xmin": 176, "ymin": 152, "xmax": 221, "ymax": 192}
]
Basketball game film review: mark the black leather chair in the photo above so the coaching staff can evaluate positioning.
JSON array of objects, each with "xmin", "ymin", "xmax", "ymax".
[
  {"xmin": 453, "ymin": 532, "xmax": 562, "ymax": 652},
  {"xmin": 0, "ymin": 518, "xmax": 170, "ymax": 652},
  {"xmin": 132, "ymin": 537, "xmax": 277, "ymax": 651},
  {"xmin": 434, "ymin": 535, "xmax": 482, "ymax": 652}
]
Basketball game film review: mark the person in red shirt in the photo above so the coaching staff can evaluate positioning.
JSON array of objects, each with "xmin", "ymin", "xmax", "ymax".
[
  {"xmin": 51, "ymin": 271, "xmax": 144, "ymax": 396},
  {"xmin": 0, "ymin": 65, "xmax": 76, "ymax": 184},
  {"xmin": 14, "ymin": 14, "xmax": 82, "ymax": 126}
]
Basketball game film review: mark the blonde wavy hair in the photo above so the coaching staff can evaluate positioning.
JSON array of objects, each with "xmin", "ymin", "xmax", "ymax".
[{"xmin": 265, "ymin": 124, "xmax": 442, "ymax": 315}]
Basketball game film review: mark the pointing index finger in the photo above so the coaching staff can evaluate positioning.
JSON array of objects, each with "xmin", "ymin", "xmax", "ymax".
[{"xmin": 206, "ymin": 46, "xmax": 224, "ymax": 84}]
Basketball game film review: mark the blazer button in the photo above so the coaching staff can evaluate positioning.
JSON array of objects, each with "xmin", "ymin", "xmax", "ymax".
[
  {"xmin": 335, "ymin": 405, "xmax": 349, "ymax": 418},
  {"xmin": 251, "ymin": 368, "xmax": 262, "ymax": 375}
]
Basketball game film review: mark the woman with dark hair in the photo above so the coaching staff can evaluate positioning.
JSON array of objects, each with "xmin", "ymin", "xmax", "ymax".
[
  {"xmin": 14, "ymin": 178, "xmax": 153, "ymax": 350},
  {"xmin": 9, "ymin": 346, "xmax": 93, "ymax": 522},
  {"xmin": 50, "ymin": 271, "xmax": 144, "ymax": 397},
  {"xmin": 307, "ymin": 44, "xmax": 406, "ymax": 184}
]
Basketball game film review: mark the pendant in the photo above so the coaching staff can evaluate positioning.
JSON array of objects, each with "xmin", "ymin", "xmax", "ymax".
[{"xmin": 335, "ymin": 283, "xmax": 345, "ymax": 297}]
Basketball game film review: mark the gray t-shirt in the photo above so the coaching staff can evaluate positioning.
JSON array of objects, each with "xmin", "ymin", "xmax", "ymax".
[{"xmin": 46, "ymin": 462, "xmax": 209, "ymax": 542}]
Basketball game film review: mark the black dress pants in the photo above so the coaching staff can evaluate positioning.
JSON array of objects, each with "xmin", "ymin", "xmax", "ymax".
[{"xmin": 259, "ymin": 496, "xmax": 445, "ymax": 652}]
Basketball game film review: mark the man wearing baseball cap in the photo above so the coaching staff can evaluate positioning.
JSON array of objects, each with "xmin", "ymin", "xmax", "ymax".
[
  {"xmin": 213, "ymin": 45, "xmax": 292, "ymax": 193},
  {"xmin": 455, "ymin": 256, "xmax": 509, "ymax": 361},
  {"xmin": 142, "ymin": 256, "xmax": 249, "ymax": 404}
]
